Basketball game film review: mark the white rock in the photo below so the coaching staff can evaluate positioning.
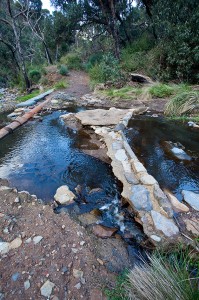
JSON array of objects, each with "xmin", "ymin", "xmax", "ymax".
[
  {"xmin": 40, "ymin": 280, "xmax": 55, "ymax": 298},
  {"xmin": 140, "ymin": 174, "xmax": 157, "ymax": 185},
  {"xmin": 182, "ymin": 190, "xmax": 199, "ymax": 211},
  {"xmin": 115, "ymin": 149, "xmax": 128, "ymax": 162},
  {"xmin": 166, "ymin": 191, "xmax": 189, "ymax": 213},
  {"xmin": 74, "ymin": 283, "xmax": 81, "ymax": 290},
  {"xmin": 33, "ymin": 236, "xmax": 43, "ymax": 244},
  {"xmin": 54, "ymin": 185, "xmax": 75, "ymax": 205},
  {"xmin": 25, "ymin": 237, "xmax": 32, "ymax": 244},
  {"xmin": 151, "ymin": 210, "xmax": 179, "ymax": 237},
  {"xmin": 132, "ymin": 161, "xmax": 147, "ymax": 173},
  {"xmin": 122, "ymin": 160, "xmax": 131, "ymax": 173},
  {"xmin": 150, "ymin": 235, "xmax": 161, "ymax": 242},
  {"xmin": 9, "ymin": 237, "xmax": 22, "ymax": 250},
  {"xmin": 0, "ymin": 242, "xmax": 10, "ymax": 254},
  {"xmin": 24, "ymin": 280, "xmax": 30, "ymax": 290}
]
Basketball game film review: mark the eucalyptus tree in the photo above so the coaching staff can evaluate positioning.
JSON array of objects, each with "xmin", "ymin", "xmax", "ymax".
[{"xmin": 0, "ymin": 0, "xmax": 31, "ymax": 88}]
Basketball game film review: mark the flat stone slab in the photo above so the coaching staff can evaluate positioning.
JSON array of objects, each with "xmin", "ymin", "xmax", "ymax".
[
  {"xmin": 17, "ymin": 89, "xmax": 54, "ymax": 107},
  {"xmin": 76, "ymin": 108, "xmax": 132, "ymax": 126}
]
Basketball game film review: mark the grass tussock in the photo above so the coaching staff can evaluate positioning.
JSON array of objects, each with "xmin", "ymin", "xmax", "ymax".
[
  {"xmin": 126, "ymin": 253, "xmax": 199, "ymax": 300},
  {"xmin": 165, "ymin": 91, "xmax": 199, "ymax": 116},
  {"xmin": 103, "ymin": 86, "xmax": 142, "ymax": 101},
  {"xmin": 54, "ymin": 80, "xmax": 68, "ymax": 90}
]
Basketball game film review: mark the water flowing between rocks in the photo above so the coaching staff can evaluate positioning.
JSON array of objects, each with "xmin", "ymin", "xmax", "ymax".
[{"xmin": 0, "ymin": 109, "xmax": 198, "ymax": 247}]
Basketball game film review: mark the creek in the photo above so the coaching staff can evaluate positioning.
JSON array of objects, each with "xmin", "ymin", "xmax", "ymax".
[{"xmin": 125, "ymin": 115, "xmax": 199, "ymax": 200}]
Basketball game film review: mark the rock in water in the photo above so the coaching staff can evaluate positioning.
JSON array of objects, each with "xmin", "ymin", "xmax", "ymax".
[
  {"xmin": 171, "ymin": 147, "xmax": 192, "ymax": 161},
  {"xmin": 40, "ymin": 280, "xmax": 55, "ymax": 298},
  {"xmin": 165, "ymin": 191, "xmax": 189, "ymax": 213},
  {"xmin": 54, "ymin": 185, "xmax": 75, "ymax": 205},
  {"xmin": 182, "ymin": 190, "xmax": 199, "ymax": 211}
]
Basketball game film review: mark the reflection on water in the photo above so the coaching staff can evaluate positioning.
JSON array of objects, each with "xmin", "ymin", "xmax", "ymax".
[
  {"xmin": 0, "ymin": 109, "xmax": 120, "ymax": 202},
  {"xmin": 125, "ymin": 116, "xmax": 199, "ymax": 200}
]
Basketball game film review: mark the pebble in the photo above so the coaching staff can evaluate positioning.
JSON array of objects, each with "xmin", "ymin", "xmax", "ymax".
[
  {"xmin": 25, "ymin": 237, "xmax": 32, "ymax": 244},
  {"xmin": 71, "ymin": 248, "xmax": 78, "ymax": 253},
  {"xmin": 80, "ymin": 241, "xmax": 85, "ymax": 246},
  {"xmin": 40, "ymin": 280, "xmax": 55, "ymax": 298},
  {"xmin": 33, "ymin": 236, "xmax": 43, "ymax": 244},
  {"xmin": 73, "ymin": 269, "xmax": 83, "ymax": 279},
  {"xmin": 9, "ymin": 237, "xmax": 22, "ymax": 249},
  {"xmin": 61, "ymin": 267, "xmax": 68, "ymax": 274},
  {"xmin": 74, "ymin": 283, "xmax": 81, "ymax": 290},
  {"xmin": 11, "ymin": 272, "xmax": 20, "ymax": 282},
  {"xmin": 24, "ymin": 280, "xmax": 30, "ymax": 290}
]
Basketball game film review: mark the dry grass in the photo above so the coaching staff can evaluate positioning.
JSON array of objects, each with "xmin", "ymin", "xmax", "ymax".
[
  {"xmin": 126, "ymin": 254, "xmax": 199, "ymax": 300},
  {"xmin": 165, "ymin": 91, "xmax": 199, "ymax": 116}
]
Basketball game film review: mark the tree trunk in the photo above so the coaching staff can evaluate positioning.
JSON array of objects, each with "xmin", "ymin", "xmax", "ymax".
[
  {"xmin": 12, "ymin": 20, "xmax": 31, "ymax": 89},
  {"xmin": 43, "ymin": 40, "xmax": 53, "ymax": 65},
  {"xmin": 109, "ymin": 0, "xmax": 120, "ymax": 59}
]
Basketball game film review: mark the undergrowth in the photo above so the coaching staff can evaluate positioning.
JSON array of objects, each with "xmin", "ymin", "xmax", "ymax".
[
  {"xmin": 102, "ymin": 86, "xmax": 142, "ymax": 101},
  {"xmin": 16, "ymin": 90, "xmax": 40, "ymax": 102},
  {"xmin": 104, "ymin": 271, "xmax": 128, "ymax": 300},
  {"xmin": 54, "ymin": 80, "xmax": 68, "ymax": 89}
]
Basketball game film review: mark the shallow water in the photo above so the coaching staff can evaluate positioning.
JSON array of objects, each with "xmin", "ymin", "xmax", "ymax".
[
  {"xmin": 125, "ymin": 116, "xmax": 199, "ymax": 200},
  {"xmin": 0, "ymin": 109, "xmax": 120, "ymax": 204}
]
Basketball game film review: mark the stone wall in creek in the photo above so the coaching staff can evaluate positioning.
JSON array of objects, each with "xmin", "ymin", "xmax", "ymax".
[{"xmin": 90, "ymin": 110, "xmax": 198, "ymax": 248}]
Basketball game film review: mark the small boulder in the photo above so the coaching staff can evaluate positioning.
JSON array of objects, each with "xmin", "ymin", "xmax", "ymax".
[
  {"xmin": 54, "ymin": 185, "xmax": 75, "ymax": 205},
  {"xmin": 182, "ymin": 190, "xmax": 199, "ymax": 211},
  {"xmin": 151, "ymin": 210, "xmax": 179, "ymax": 237},
  {"xmin": 165, "ymin": 191, "xmax": 189, "ymax": 213}
]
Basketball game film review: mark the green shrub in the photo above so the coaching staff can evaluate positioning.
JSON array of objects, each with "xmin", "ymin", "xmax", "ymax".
[
  {"xmin": 54, "ymin": 80, "xmax": 68, "ymax": 89},
  {"xmin": 105, "ymin": 271, "xmax": 128, "ymax": 300},
  {"xmin": 149, "ymin": 84, "xmax": 175, "ymax": 98},
  {"xmin": 165, "ymin": 91, "xmax": 199, "ymax": 116},
  {"xmin": 39, "ymin": 77, "xmax": 49, "ymax": 86},
  {"xmin": 28, "ymin": 69, "xmax": 41, "ymax": 84},
  {"xmin": 84, "ymin": 53, "xmax": 104, "ymax": 71},
  {"xmin": 89, "ymin": 53, "xmax": 124, "ymax": 86},
  {"xmin": 59, "ymin": 65, "xmax": 69, "ymax": 76},
  {"xmin": 60, "ymin": 53, "xmax": 82, "ymax": 70}
]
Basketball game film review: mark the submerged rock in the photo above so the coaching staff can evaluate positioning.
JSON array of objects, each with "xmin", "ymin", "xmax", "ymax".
[
  {"xmin": 182, "ymin": 190, "xmax": 199, "ymax": 211},
  {"xmin": 54, "ymin": 185, "xmax": 75, "ymax": 205},
  {"xmin": 162, "ymin": 141, "xmax": 192, "ymax": 161}
]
